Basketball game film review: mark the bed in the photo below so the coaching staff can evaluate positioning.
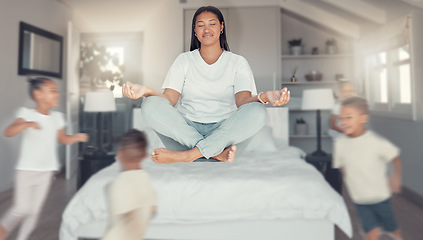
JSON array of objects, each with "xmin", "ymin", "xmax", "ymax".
[{"xmin": 60, "ymin": 107, "xmax": 352, "ymax": 240}]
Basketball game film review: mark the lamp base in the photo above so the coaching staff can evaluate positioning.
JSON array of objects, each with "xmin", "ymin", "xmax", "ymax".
[{"xmin": 310, "ymin": 149, "xmax": 330, "ymax": 157}]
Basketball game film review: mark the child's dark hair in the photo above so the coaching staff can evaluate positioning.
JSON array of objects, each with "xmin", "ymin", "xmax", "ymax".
[
  {"xmin": 118, "ymin": 129, "xmax": 148, "ymax": 151},
  {"xmin": 342, "ymin": 97, "xmax": 369, "ymax": 114},
  {"xmin": 28, "ymin": 77, "xmax": 52, "ymax": 100}
]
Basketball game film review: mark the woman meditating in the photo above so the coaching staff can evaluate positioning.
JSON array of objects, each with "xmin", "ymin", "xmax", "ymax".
[{"xmin": 123, "ymin": 6, "xmax": 290, "ymax": 164}]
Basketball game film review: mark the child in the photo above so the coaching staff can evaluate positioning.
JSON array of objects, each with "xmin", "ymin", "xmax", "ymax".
[
  {"xmin": 334, "ymin": 97, "xmax": 402, "ymax": 240},
  {"xmin": 0, "ymin": 77, "xmax": 88, "ymax": 240},
  {"xmin": 329, "ymin": 81, "xmax": 356, "ymax": 140},
  {"xmin": 102, "ymin": 129, "xmax": 157, "ymax": 240}
]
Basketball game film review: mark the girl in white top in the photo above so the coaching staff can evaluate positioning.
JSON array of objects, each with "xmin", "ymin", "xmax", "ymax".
[
  {"xmin": 0, "ymin": 77, "xmax": 88, "ymax": 240},
  {"xmin": 123, "ymin": 6, "xmax": 290, "ymax": 164}
]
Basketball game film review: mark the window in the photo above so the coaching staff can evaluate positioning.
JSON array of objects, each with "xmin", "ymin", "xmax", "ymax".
[
  {"xmin": 105, "ymin": 47, "xmax": 124, "ymax": 98},
  {"xmin": 362, "ymin": 15, "xmax": 414, "ymax": 120}
]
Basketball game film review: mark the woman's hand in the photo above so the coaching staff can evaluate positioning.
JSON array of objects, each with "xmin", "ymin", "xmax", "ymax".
[
  {"xmin": 122, "ymin": 82, "xmax": 149, "ymax": 99},
  {"xmin": 263, "ymin": 88, "xmax": 291, "ymax": 107}
]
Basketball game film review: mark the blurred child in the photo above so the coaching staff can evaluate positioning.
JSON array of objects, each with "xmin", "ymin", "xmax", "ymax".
[
  {"xmin": 334, "ymin": 97, "xmax": 402, "ymax": 240},
  {"xmin": 329, "ymin": 81, "xmax": 356, "ymax": 140},
  {"xmin": 102, "ymin": 129, "xmax": 156, "ymax": 240},
  {"xmin": 0, "ymin": 77, "xmax": 88, "ymax": 240}
]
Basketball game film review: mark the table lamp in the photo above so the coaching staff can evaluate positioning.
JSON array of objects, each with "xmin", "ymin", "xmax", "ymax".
[
  {"xmin": 84, "ymin": 91, "xmax": 116, "ymax": 156},
  {"xmin": 301, "ymin": 88, "xmax": 335, "ymax": 157}
]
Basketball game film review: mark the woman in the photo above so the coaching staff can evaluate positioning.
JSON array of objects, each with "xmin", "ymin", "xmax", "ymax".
[{"xmin": 123, "ymin": 6, "xmax": 290, "ymax": 164}]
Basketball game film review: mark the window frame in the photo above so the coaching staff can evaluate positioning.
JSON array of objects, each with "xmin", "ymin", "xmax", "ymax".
[{"xmin": 361, "ymin": 15, "xmax": 416, "ymax": 120}]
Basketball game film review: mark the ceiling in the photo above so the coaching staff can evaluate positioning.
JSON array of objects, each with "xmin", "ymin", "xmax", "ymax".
[
  {"xmin": 58, "ymin": 0, "xmax": 421, "ymax": 34},
  {"xmin": 58, "ymin": 0, "xmax": 168, "ymax": 32}
]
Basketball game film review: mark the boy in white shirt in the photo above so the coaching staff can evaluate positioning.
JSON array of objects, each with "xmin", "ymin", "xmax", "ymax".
[
  {"xmin": 334, "ymin": 97, "xmax": 402, "ymax": 240},
  {"xmin": 102, "ymin": 129, "xmax": 156, "ymax": 240}
]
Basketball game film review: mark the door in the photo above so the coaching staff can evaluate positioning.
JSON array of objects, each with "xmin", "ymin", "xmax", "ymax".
[{"xmin": 66, "ymin": 21, "xmax": 80, "ymax": 179}]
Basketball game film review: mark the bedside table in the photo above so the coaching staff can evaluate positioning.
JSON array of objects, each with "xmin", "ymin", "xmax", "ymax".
[
  {"xmin": 78, "ymin": 153, "xmax": 116, "ymax": 189},
  {"xmin": 305, "ymin": 153, "xmax": 332, "ymax": 174},
  {"xmin": 305, "ymin": 153, "xmax": 342, "ymax": 194}
]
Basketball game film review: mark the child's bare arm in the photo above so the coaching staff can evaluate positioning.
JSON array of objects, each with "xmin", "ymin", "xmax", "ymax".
[
  {"xmin": 339, "ymin": 167, "xmax": 345, "ymax": 177},
  {"xmin": 4, "ymin": 118, "xmax": 40, "ymax": 137},
  {"xmin": 57, "ymin": 129, "xmax": 89, "ymax": 144},
  {"xmin": 330, "ymin": 114, "xmax": 344, "ymax": 133},
  {"xmin": 390, "ymin": 156, "xmax": 402, "ymax": 193}
]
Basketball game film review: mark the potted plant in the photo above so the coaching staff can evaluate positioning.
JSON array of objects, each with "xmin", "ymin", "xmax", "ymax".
[
  {"xmin": 288, "ymin": 38, "xmax": 303, "ymax": 55},
  {"xmin": 295, "ymin": 118, "xmax": 308, "ymax": 135},
  {"xmin": 325, "ymin": 38, "xmax": 337, "ymax": 54}
]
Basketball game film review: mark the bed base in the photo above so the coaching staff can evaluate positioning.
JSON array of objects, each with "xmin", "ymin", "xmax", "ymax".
[{"xmin": 77, "ymin": 219, "xmax": 334, "ymax": 240}]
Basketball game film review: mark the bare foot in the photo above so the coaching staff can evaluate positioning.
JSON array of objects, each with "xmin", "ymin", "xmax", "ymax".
[
  {"xmin": 212, "ymin": 145, "xmax": 237, "ymax": 163},
  {"xmin": 151, "ymin": 148, "xmax": 201, "ymax": 164},
  {"xmin": 0, "ymin": 225, "xmax": 7, "ymax": 240}
]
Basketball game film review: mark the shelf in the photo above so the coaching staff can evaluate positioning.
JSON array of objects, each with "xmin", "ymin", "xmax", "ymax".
[
  {"xmin": 290, "ymin": 134, "xmax": 332, "ymax": 139},
  {"xmin": 282, "ymin": 54, "xmax": 353, "ymax": 59},
  {"xmin": 282, "ymin": 81, "xmax": 338, "ymax": 86},
  {"xmin": 288, "ymin": 109, "xmax": 331, "ymax": 112}
]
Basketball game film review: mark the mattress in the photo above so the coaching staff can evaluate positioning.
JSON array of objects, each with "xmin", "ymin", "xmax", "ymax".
[{"xmin": 60, "ymin": 147, "xmax": 352, "ymax": 240}]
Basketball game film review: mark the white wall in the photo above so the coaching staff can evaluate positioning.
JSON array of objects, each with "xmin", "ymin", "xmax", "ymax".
[
  {"xmin": 0, "ymin": 0, "xmax": 73, "ymax": 192},
  {"xmin": 142, "ymin": 1, "xmax": 184, "ymax": 91}
]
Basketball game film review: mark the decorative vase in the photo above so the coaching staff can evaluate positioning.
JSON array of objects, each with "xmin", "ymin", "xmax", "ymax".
[
  {"xmin": 290, "ymin": 46, "xmax": 303, "ymax": 55},
  {"xmin": 295, "ymin": 123, "xmax": 308, "ymax": 135},
  {"xmin": 326, "ymin": 45, "xmax": 336, "ymax": 54}
]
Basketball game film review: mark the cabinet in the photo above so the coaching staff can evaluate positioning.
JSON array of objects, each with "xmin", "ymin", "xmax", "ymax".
[{"xmin": 78, "ymin": 154, "xmax": 116, "ymax": 189}]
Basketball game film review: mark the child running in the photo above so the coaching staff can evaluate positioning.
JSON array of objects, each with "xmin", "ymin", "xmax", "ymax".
[
  {"xmin": 102, "ymin": 129, "xmax": 156, "ymax": 240},
  {"xmin": 334, "ymin": 97, "xmax": 402, "ymax": 240},
  {"xmin": 0, "ymin": 77, "xmax": 88, "ymax": 240}
]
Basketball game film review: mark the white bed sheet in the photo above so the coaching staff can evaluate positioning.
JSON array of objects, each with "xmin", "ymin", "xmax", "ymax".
[{"xmin": 60, "ymin": 147, "xmax": 352, "ymax": 240}]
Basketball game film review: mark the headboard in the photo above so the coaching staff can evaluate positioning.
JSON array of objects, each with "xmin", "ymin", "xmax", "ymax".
[{"xmin": 132, "ymin": 106, "xmax": 289, "ymax": 148}]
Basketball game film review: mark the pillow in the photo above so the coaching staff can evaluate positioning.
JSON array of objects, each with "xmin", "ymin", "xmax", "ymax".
[{"xmin": 244, "ymin": 126, "xmax": 279, "ymax": 152}]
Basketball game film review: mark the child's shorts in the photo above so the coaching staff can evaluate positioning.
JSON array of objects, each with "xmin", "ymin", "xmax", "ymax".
[{"xmin": 354, "ymin": 198, "xmax": 398, "ymax": 233}]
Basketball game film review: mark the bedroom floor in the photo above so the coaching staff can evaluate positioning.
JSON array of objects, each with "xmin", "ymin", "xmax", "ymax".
[{"xmin": 0, "ymin": 173, "xmax": 422, "ymax": 240}]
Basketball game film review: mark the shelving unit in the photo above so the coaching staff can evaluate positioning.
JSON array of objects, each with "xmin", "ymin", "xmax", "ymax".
[
  {"xmin": 280, "ymin": 9, "xmax": 355, "ymax": 154},
  {"xmin": 290, "ymin": 134, "xmax": 331, "ymax": 139},
  {"xmin": 281, "ymin": 54, "xmax": 353, "ymax": 59},
  {"xmin": 282, "ymin": 81, "xmax": 338, "ymax": 86}
]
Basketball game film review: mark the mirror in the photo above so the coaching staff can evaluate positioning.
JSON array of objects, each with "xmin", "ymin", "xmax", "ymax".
[{"xmin": 18, "ymin": 22, "xmax": 63, "ymax": 78}]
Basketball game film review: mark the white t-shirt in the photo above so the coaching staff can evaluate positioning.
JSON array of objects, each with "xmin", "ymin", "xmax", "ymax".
[
  {"xmin": 333, "ymin": 130, "xmax": 400, "ymax": 204},
  {"xmin": 108, "ymin": 170, "xmax": 156, "ymax": 216},
  {"xmin": 15, "ymin": 107, "xmax": 65, "ymax": 171},
  {"xmin": 104, "ymin": 169, "xmax": 156, "ymax": 240},
  {"xmin": 162, "ymin": 49, "xmax": 257, "ymax": 123}
]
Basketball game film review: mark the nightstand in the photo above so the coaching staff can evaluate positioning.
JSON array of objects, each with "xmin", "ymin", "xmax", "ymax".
[
  {"xmin": 78, "ymin": 153, "xmax": 116, "ymax": 189},
  {"xmin": 305, "ymin": 153, "xmax": 332, "ymax": 174},
  {"xmin": 305, "ymin": 153, "xmax": 342, "ymax": 194}
]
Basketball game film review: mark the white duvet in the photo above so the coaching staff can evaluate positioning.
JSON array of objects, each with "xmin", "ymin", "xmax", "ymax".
[{"xmin": 60, "ymin": 147, "xmax": 352, "ymax": 240}]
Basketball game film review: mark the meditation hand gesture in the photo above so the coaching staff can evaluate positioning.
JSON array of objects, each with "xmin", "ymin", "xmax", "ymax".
[
  {"xmin": 123, "ymin": 82, "xmax": 149, "ymax": 99},
  {"xmin": 262, "ymin": 88, "xmax": 291, "ymax": 107}
]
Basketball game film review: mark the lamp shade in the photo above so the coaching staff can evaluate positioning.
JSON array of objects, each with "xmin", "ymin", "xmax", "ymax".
[
  {"xmin": 301, "ymin": 88, "xmax": 335, "ymax": 110},
  {"xmin": 84, "ymin": 91, "xmax": 116, "ymax": 112}
]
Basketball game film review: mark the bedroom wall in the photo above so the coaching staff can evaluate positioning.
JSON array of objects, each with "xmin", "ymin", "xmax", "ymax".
[
  {"xmin": 367, "ymin": 9, "xmax": 423, "ymax": 197},
  {"xmin": 0, "ymin": 0, "xmax": 73, "ymax": 193}
]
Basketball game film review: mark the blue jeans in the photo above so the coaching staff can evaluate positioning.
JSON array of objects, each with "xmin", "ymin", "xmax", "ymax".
[{"xmin": 141, "ymin": 96, "xmax": 266, "ymax": 159}]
